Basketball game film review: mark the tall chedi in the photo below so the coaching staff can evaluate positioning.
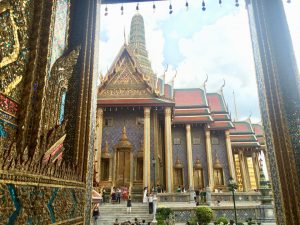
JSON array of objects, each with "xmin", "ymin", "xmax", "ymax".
[{"xmin": 128, "ymin": 13, "xmax": 156, "ymax": 85}]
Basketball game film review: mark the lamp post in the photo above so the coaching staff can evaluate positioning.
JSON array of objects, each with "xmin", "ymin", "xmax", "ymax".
[
  {"xmin": 152, "ymin": 156, "xmax": 157, "ymax": 224},
  {"xmin": 228, "ymin": 177, "xmax": 238, "ymax": 224}
]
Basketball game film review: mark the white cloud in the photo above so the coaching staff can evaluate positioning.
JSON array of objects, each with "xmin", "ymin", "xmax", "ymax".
[
  {"xmin": 174, "ymin": 8, "xmax": 260, "ymax": 122},
  {"xmin": 98, "ymin": 1, "xmax": 299, "ymax": 123}
]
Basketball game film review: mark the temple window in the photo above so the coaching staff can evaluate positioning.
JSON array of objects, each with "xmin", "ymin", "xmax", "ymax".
[
  {"xmin": 136, "ymin": 117, "xmax": 144, "ymax": 125},
  {"xmin": 211, "ymin": 136, "xmax": 219, "ymax": 145},
  {"xmin": 193, "ymin": 137, "xmax": 201, "ymax": 145},
  {"xmin": 104, "ymin": 117, "xmax": 113, "ymax": 127},
  {"xmin": 173, "ymin": 137, "xmax": 181, "ymax": 145}
]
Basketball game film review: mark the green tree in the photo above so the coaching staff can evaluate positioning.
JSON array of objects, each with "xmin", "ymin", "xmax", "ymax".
[{"xmin": 195, "ymin": 206, "xmax": 214, "ymax": 225}]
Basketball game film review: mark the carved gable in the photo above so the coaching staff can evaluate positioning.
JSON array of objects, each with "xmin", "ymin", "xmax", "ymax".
[{"xmin": 98, "ymin": 48, "xmax": 155, "ymax": 99}]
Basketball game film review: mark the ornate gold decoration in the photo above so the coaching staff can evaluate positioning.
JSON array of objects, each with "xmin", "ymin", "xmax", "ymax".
[
  {"xmin": 214, "ymin": 154, "xmax": 223, "ymax": 169},
  {"xmin": 98, "ymin": 47, "xmax": 158, "ymax": 99},
  {"xmin": 194, "ymin": 158, "xmax": 203, "ymax": 170},
  {"xmin": 0, "ymin": 0, "xmax": 33, "ymax": 102},
  {"xmin": 39, "ymin": 47, "xmax": 80, "ymax": 157},
  {"xmin": 115, "ymin": 126, "xmax": 133, "ymax": 149},
  {"xmin": 0, "ymin": 2, "xmax": 20, "ymax": 69},
  {"xmin": 101, "ymin": 141, "xmax": 111, "ymax": 158},
  {"xmin": 174, "ymin": 157, "xmax": 183, "ymax": 169}
]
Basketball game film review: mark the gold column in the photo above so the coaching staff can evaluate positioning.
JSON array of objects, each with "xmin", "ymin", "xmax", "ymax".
[
  {"xmin": 205, "ymin": 129, "xmax": 214, "ymax": 189},
  {"xmin": 238, "ymin": 150, "xmax": 250, "ymax": 191},
  {"xmin": 144, "ymin": 107, "xmax": 151, "ymax": 188},
  {"xmin": 252, "ymin": 152, "xmax": 260, "ymax": 188},
  {"xmin": 153, "ymin": 111, "xmax": 159, "ymax": 186},
  {"xmin": 96, "ymin": 108, "xmax": 103, "ymax": 183},
  {"xmin": 164, "ymin": 107, "xmax": 173, "ymax": 192},
  {"xmin": 186, "ymin": 124, "xmax": 194, "ymax": 190},
  {"xmin": 225, "ymin": 130, "xmax": 236, "ymax": 181}
]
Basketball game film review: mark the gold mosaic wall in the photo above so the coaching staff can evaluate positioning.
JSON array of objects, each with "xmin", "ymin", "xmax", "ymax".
[{"xmin": 0, "ymin": 0, "xmax": 34, "ymax": 102}]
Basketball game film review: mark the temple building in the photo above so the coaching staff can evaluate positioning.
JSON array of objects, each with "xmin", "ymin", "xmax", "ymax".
[{"xmin": 95, "ymin": 13, "xmax": 267, "ymax": 194}]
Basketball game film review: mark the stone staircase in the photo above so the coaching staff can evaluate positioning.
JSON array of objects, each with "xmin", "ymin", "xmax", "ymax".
[
  {"xmin": 131, "ymin": 185, "xmax": 143, "ymax": 202},
  {"xmin": 97, "ymin": 202, "xmax": 154, "ymax": 225}
]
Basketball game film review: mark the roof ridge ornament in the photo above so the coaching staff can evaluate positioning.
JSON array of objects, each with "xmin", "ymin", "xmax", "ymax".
[{"xmin": 202, "ymin": 73, "xmax": 208, "ymax": 92}]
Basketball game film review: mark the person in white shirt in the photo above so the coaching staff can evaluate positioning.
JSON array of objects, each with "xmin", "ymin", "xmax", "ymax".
[{"xmin": 148, "ymin": 193, "xmax": 153, "ymax": 214}]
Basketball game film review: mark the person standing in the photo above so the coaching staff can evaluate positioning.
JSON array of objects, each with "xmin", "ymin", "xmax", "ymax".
[
  {"xmin": 92, "ymin": 204, "xmax": 100, "ymax": 225},
  {"xmin": 127, "ymin": 196, "xmax": 132, "ymax": 214},
  {"xmin": 113, "ymin": 218, "xmax": 119, "ymax": 225},
  {"xmin": 148, "ymin": 193, "xmax": 153, "ymax": 214},
  {"xmin": 143, "ymin": 187, "xmax": 148, "ymax": 203},
  {"xmin": 116, "ymin": 188, "xmax": 121, "ymax": 204}
]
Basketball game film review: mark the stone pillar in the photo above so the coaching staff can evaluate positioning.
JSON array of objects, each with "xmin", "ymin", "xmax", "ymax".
[
  {"xmin": 186, "ymin": 124, "xmax": 194, "ymax": 190},
  {"xmin": 164, "ymin": 107, "xmax": 173, "ymax": 192},
  {"xmin": 95, "ymin": 108, "xmax": 103, "ymax": 183},
  {"xmin": 238, "ymin": 150, "xmax": 250, "ymax": 191},
  {"xmin": 246, "ymin": 1, "xmax": 300, "ymax": 223},
  {"xmin": 144, "ymin": 107, "xmax": 151, "ymax": 188},
  {"xmin": 205, "ymin": 129, "xmax": 214, "ymax": 190},
  {"xmin": 225, "ymin": 130, "xmax": 236, "ymax": 181}
]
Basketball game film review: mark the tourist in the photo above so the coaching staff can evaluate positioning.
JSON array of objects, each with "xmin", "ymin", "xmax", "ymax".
[
  {"xmin": 176, "ymin": 186, "xmax": 181, "ymax": 193},
  {"xmin": 148, "ymin": 193, "xmax": 153, "ymax": 214},
  {"xmin": 140, "ymin": 219, "xmax": 147, "ymax": 225},
  {"xmin": 111, "ymin": 188, "xmax": 116, "ymax": 203},
  {"xmin": 117, "ymin": 188, "xmax": 121, "ymax": 204},
  {"xmin": 157, "ymin": 184, "xmax": 161, "ymax": 193},
  {"xmin": 127, "ymin": 196, "xmax": 132, "ymax": 214},
  {"xmin": 195, "ymin": 189, "xmax": 200, "ymax": 201},
  {"xmin": 133, "ymin": 217, "xmax": 139, "ymax": 225},
  {"xmin": 143, "ymin": 187, "xmax": 148, "ymax": 203},
  {"xmin": 114, "ymin": 218, "xmax": 120, "ymax": 225},
  {"xmin": 185, "ymin": 221, "xmax": 190, "ymax": 225},
  {"xmin": 92, "ymin": 204, "xmax": 100, "ymax": 225}
]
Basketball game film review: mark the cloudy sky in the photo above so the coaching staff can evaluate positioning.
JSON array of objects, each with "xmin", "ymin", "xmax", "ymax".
[{"xmin": 99, "ymin": 0, "xmax": 300, "ymax": 123}]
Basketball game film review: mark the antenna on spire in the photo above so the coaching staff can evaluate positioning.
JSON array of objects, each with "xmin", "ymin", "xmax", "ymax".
[
  {"xmin": 171, "ymin": 69, "xmax": 177, "ymax": 87},
  {"xmin": 123, "ymin": 26, "xmax": 127, "ymax": 44},
  {"xmin": 220, "ymin": 79, "xmax": 225, "ymax": 93},
  {"xmin": 203, "ymin": 74, "xmax": 208, "ymax": 92},
  {"xmin": 248, "ymin": 110, "xmax": 252, "ymax": 121},
  {"xmin": 163, "ymin": 64, "xmax": 168, "ymax": 82},
  {"xmin": 233, "ymin": 90, "xmax": 239, "ymax": 121}
]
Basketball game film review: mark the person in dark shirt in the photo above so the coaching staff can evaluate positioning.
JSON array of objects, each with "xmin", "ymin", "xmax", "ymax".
[
  {"xmin": 127, "ymin": 196, "xmax": 132, "ymax": 214},
  {"xmin": 92, "ymin": 204, "xmax": 99, "ymax": 225}
]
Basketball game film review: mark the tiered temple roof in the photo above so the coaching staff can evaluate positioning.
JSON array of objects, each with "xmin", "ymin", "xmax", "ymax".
[{"xmin": 230, "ymin": 120, "xmax": 265, "ymax": 148}]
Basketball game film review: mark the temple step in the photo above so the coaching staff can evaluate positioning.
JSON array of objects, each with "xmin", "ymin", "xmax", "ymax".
[
  {"xmin": 97, "ymin": 203, "xmax": 153, "ymax": 225},
  {"xmin": 131, "ymin": 185, "xmax": 144, "ymax": 202}
]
